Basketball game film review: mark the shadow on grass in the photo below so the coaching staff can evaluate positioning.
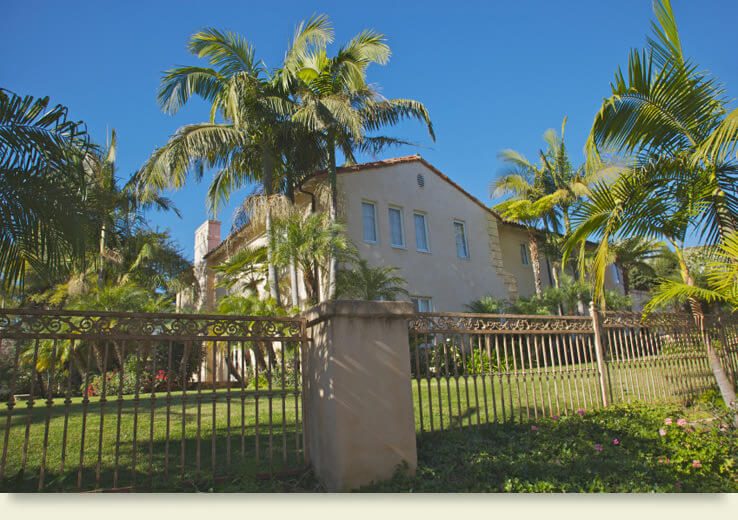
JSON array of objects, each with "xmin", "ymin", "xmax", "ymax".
[
  {"xmin": 1, "ymin": 426, "xmax": 306, "ymax": 492},
  {"xmin": 0, "ymin": 391, "xmax": 305, "ymax": 492}
]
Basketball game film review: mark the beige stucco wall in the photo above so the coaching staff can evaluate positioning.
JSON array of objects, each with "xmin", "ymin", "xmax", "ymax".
[
  {"xmin": 497, "ymin": 224, "xmax": 623, "ymax": 298},
  {"xmin": 337, "ymin": 161, "xmax": 510, "ymax": 312},
  {"xmin": 302, "ymin": 300, "xmax": 417, "ymax": 491}
]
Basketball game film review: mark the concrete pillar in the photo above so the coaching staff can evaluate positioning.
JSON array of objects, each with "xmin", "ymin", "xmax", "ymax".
[{"xmin": 302, "ymin": 300, "xmax": 417, "ymax": 491}]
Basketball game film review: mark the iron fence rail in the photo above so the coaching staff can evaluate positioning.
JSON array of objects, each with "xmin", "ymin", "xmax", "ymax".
[
  {"xmin": 0, "ymin": 308, "xmax": 308, "ymax": 492},
  {"xmin": 408, "ymin": 311, "xmax": 738, "ymax": 434}
]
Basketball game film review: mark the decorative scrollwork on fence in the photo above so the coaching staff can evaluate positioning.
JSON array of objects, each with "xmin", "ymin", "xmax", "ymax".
[
  {"xmin": 0, "ymin": 309, "xmax": 303, "ymax": 340},
  {"xmin": 408, "ymin": 313, "xmax": 594, "ymax": 333},
  {"xmin": 600, "ymin": 311, "xmax": 695, "ymax": 329}
]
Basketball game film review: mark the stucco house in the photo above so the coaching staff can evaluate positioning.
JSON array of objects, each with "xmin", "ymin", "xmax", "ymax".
[{"xmin": 183, "ymin": 155, "xmax": 621, "ymax": 313}]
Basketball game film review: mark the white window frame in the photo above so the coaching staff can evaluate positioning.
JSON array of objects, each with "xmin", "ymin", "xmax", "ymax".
[
  {"xmin": 413, "ymin": 211, "xmax": 431, "ymax": 253},
  {"xmin": 388, "ymin": 205, "xmax": 406, "ymax": 249},
  {"xmin": 411, "ymin": 296, "xmax": 433, "ymax": 313},
  {"xmin": 453, "ymin": 220, "xmax": 470, "ymax": 259},
  {"xmin": 361, "ymin": 200, "xmax": 378, "ymax": 244},
  {"xmin": 520, "ymin": 243, "xmax": 530, "ymax": 265}
]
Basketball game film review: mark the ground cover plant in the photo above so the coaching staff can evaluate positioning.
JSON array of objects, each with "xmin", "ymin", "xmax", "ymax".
[{"xmin": 363, "ymin": 396, "xmax": 738, "ymax": 492}]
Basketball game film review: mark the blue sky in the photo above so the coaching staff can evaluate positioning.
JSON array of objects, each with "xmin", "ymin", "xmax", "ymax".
[{"xmin": 3, "ymin": 1, "xmax": 737, "ymax": 260}]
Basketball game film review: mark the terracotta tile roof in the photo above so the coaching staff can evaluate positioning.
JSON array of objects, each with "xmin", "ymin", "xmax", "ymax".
[{"xmin": 309, "ymin": 154, "xmax": 509, "ymax": 221}]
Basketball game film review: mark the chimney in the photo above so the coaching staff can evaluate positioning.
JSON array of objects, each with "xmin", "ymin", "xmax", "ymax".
[
  {"xmin": 193, "ymin": 220, "xmax": 221, "ymax": 310},
  {"xmin": 194, "ymin": 220, "xmax": 221, "ymax": 265}
]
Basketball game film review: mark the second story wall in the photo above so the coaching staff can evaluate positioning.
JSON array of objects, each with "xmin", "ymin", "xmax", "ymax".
[{"xmin": 337, "ymin": 160, "xmax": 511, "ymax": 312}]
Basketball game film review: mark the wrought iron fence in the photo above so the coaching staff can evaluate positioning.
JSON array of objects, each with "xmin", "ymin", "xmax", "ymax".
[
  {"xmin": 600, "ymin": 311, "xmax": 738, "ymax": 405},
  {"xmin": 0, "ymin": 308, "xmax": 308, "ymax": 492},
  {"xmin": 408, "ymin": 310, "xmax": 738, "ymax": 433}
]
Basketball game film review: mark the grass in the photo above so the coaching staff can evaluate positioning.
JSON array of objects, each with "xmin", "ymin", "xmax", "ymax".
[
  {"xmin": 410, "ymin": 359, "xmax": 718, "ymax": 432},
  {"xmin": 0, "ymin": 358, "xmax": 727, "ymax": 492},
  {"xmin": 0, "ymin": 387, "xmax": 303, "ymax": 492}
]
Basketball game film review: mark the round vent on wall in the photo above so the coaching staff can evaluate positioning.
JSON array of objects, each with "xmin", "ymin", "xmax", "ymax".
[{"xmin": 417, "ymin": 174, "xmax": 425, "ymax": 188}]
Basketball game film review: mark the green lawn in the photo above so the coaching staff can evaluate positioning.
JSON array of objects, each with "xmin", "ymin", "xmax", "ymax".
[
  {"xmin": 0, "ymin": 357, "xmax": 722, "ymax": 492},
  {"xmin": 411, "ymin": 359, "xmax": 717, "ymax": 433},
  {"xmin": 0, "ymin": 387, "xmax": 303, "ymax": 492}
]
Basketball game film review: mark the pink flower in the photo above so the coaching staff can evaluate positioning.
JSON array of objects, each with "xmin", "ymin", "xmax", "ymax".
[
  {"xmin": 552, "ymin": 415, "xmax": 559, "ymax": 421},
  {"xmin": 675, "ymin": 482, "xmax": 682, "ymax": 488},
  {"xmin": 664, "ymin": 418, "xmax": 673, "ymax": 425},
  {"xmin": 659, "ymin": 428, "xmax": 667, "ymax": 436},
  {"xmin": 692, "ymin": 460, "xmax": 702, "ymax": 468},
  {"xmin": 677, "ymin": 418, "xmax": 687, "ymax": 427},
  {"xmin": 613, "ymin": 438, "xmax": 619, "ymax": 445},
  {"xmin": 594, "ymin": 444, "xmax": 603, "ymax": 451},
  {"xmin": 531, "ymin": 425, "xmax": 538, "ymax": 431},
  {"xmin": 577, "ymin": 409, "xmax": 585, "ymax": 415}
]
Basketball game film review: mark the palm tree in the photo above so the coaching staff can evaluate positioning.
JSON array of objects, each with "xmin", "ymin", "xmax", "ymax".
[
  {"xmin": 212, "ymin": 245, "xmax": 268, "ymax": 293},
  {"xmin": 646, "ymin": 231, "xmax": 738, "ymax": 311},
  {"xmin": 586, "ymin": 0, "xmax": 738, "ymax": 246},
  {"xmin": 0, "ymin": 89, "xmax": 91, "ymax": 293},
  {"xmin": 271, "ymin": 211, "xmax": 353, "ymax": 306},
  {"xmin": 82, "ymin": 129, "xmax": 179, "ymax": 289},
  {"xmin": 494, "ymin": 193, "xmax": 567, "ymax": 299},
  {"xmin": 605, "ymin": 237, "xmax": 663, "ymax": 296},
  {"xmin": 335, "ymin": 256, "xmax": 408, "ymax": 301},
  {"xmin": 465, "ymin": 295, "xmax": 506, "ymax": 314},
  {"xmin": 136, "ymin": 19, "xmax": 332, "ymax": 304},
  {"xmin": 280, "ymin": 29, "xmax": 435, "ymax": 298},
  {"xmin": 645, "ymin": 230, "xmax": 738, "ymax": 416}
]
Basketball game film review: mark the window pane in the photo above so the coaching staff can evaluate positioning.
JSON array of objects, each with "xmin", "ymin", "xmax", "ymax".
[
  {"xmin": 520, "ymin": 243, "xmax": 529, "ymax": 265},
  {"xmin": 389, "ymin": 208, "xmax": 404, "ymax": 247},
  {"xmin": 412, "ymin": 297, "xmax": 432, "ymax": 312},
  {"xmin": 414, "ymin": 213, "xmax": 428, "ymax": 251},
  {"xmin": 454, "ymin": 222, "xmax": 468, "ymax": 258},
  {"xmin": 362, "ymin": 202, "xmax": 376, "ymax": 242}
]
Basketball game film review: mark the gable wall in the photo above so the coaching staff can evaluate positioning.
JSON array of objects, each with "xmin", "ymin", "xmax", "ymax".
[{"xmin": 338, "ymin": 161, "xmax": 510, "ymax": 311}]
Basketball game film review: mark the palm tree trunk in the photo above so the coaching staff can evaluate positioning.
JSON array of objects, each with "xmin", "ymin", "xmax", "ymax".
[
  {"xmin": 620, "ymin": 264, "xmax": 630, "ymax": 296},
  {"xmin": 551, "ymin": 262, "xmax": 560, "ymax": 289},
  {"xmin": 303, "ymin": 265, "xmax": 319, "ymax": 304},
  {"xmin": 550, "ymin": 263, "xmax": 563, "ymax": 315},
  {"xmin": 224, "ymin": 350, "xmax": 245, "ymax": 386},
  {"xmin": 97, "ymin": 222, "xmax": 106, "ymax": 289},
  {"xmin": 327, "ymin": 143, "xmax": 338, "ymax": 300},
  {"xmin": 262, "ymin": 152, "xmax": 281, "ymax": 304},
  {"xmin": 286, "ymin": 174, "xmax": 300, "ymax": 309},
  {"xmin": 528, "ymin": 229, "xmax": 543, "ymax": 300},
  {"xmin": 290, "ymin": 259, "xmax": 299, "ymax": 309}
]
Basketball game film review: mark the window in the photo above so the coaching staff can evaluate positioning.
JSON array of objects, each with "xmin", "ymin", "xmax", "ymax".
[
  {"xmin": 388, "ymin": 207, "xmax": 405, "ymax": 248},
  {"xmin": 414, "ymin": 212, "xmax": 430, "ymax": 252},
  {"xmin": 411, "ymin": 296, "xmax": 433, "ymax": 313},
  {"xmin": 362, "ymin": 202, "xmax": 377, "ymax": 243},
  {"xmin": 453, "ymin": 221, "xmax": 469, "ymax": 259},
  {"xmin": 520, "ymin": 243, "xmax": 529, "ymax": 265}
]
